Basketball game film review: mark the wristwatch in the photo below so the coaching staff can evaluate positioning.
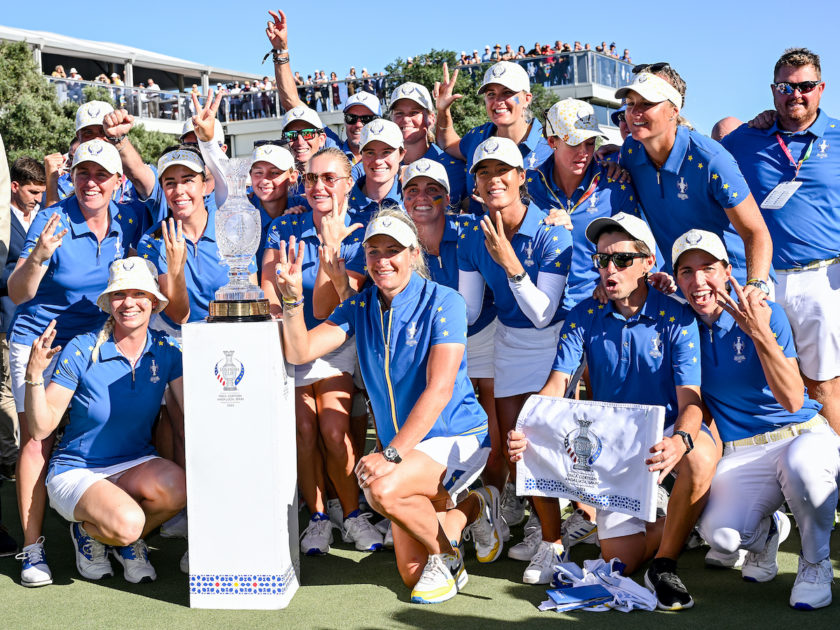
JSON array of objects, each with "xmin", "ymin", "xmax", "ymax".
[
  {"xmin": 508, "ymin": 271, "xmax": 527, "ymax": 284},
  {"xmin": 745, "ymin": 278, "xmax": 770, "ymax": 295},
  {"xmin": 382, "ymin": 445, "xmax": 402, "ymax": 464},
  {"xmin": 674, "ymin": 430, "xmax": 694, "ymax": 454}
]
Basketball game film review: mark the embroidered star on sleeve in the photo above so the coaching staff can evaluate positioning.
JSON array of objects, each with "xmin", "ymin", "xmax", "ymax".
[
  {"xmin": 732, "ymin": 192, "xmax": 738, "ymax": 198},
  {"xmin": 681, "ymin": 329, "xmax": 688, "ymax": 336},
  {"xmin": 723, "ymin": 183, "xmax": 729, "ymax": 190},
  {"xmin": 359, "ymin": 301, "xmax": 366, "ymax": 308},
  {"xmin": 75, "ymin": 350, "xmax": 81, "ymax": 356},
  {"xmin": 660, "ymin": 310, "xmax": 666, "ymax": 316},
  {"xmin": 440, "ymin": 317, "xmax": 446, "ymax": 323},
  {"xmin": 570, "ymin": 323, "xmax": 576, "ymax": 329},
  {"xmin": 692, "ymin": 357, "xmax": 697, "ymax": 363},
  {"xmin": 437, "ymin": 306, "xmax": 443, "ymax": 312},
  {"xmin": 442, "ymin": 330, "xmax": 449, "ymax": 337},
  {"xmin": 587, "ymin": 308, "xmax": 594, "ymax": 314},
  {"xmin": 698, "ymin": 163, "xmax": 704, "ymax": 169},
  {"xmin": 669, "ymin": 316, "xmax": 675, "ymax": 322},
  {"xmin": 688, "ymin": 342, "xmax": 695, "ymax": 348},
  {"xmin": 687, "ymin": 155, "xmax": 693, "ymax": 161}
]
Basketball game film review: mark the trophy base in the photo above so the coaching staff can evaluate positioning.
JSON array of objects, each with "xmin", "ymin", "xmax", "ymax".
[{"xmin": 207, "ymin": 299, "xmax": 272, "ymax": 322}]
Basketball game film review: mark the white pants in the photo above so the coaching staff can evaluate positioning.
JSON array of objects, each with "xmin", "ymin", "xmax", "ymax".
[{"xmin": 698, "ymin": 420, "xmax": 840, "ymax": 563}]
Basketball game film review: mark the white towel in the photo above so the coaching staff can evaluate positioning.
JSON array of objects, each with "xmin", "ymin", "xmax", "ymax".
[{"xmin": 544, "ymin": 558, "xmax": 657, "ymax": 613}]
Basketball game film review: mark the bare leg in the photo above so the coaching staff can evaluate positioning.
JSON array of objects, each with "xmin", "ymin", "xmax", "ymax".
[
  {"xmin": 313, "ymin": 374, "xmax": 358, "ymax": 517},
  {"xmin": 295, "ymin": 386, "xmax": 327, "ymax": 514},
  {"xmin": 475, "ymin": 377, "xmax": 506, "ymax": 491},
  {"xmin": 16, "ymin": 413, "xmax": 53, "ymax": 546}
]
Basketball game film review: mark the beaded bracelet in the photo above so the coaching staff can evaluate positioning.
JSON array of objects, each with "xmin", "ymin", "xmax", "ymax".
[
  {"xmin": 262, "ymin": 48, "xmax": 290, "ymax": 64},
  {"xmin": 24, "ymin": 378, "xmax": 44, "ymax": 386},
  {"xmin": 282, "ymin": 296, "xmax": 304, "ymax": 309}
]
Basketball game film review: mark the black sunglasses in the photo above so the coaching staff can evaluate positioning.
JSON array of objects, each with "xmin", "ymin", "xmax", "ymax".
[
  {"xmin": 614, "ymin": 111, "xmax": 626, "ymax": 123},
  {"xmin": 282, "ymin": 128, "xmax": 322, "ymax": 142},
  {"xmin": 344, "ymin": 113, "xmax": 379, "ymax": 126},
  {"xmin": 592, "ymin": 252, "xmax": 648, "ymax": 269},
  {"xmin": 632, "ymin": 62, "xmax": 670, "ymax": 74},
  {"xmin": 772, "ymin": 80, "xmax": 822, "ymax": 95},
  {"xmin": 254, "ymin": 139, "xmax": 289, "ymax": 148}
]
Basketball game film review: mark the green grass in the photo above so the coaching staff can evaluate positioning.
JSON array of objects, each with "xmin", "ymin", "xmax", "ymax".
[{"xmin": 1, "ymin": 481, "xmax": 838, "ymax": 629}]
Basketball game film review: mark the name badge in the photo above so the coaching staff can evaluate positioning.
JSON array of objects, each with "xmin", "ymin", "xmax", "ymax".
[{"xmin": 760, "ymin": 180, "xmax": 802, "ymax": 210}]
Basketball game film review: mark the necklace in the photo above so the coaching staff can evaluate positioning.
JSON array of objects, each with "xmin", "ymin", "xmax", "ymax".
[{"xmin": 116, "ymin": 341, "xmax": 145, "ymax": 367}]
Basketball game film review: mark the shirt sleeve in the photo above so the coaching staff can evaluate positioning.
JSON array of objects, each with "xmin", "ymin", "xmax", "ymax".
[
  {"xmin": 551, "ymin": 304, "xmax": 587, "ymax": 374},
  {"xmin": 458, "ymin": 269, "xmax": 486, "ymax": 326},
  {"xmin": 430, "ymin": 289, "xmax": 467, "ymax": 346},
  {"xmin": 163, "ymin": 335, "xmax": 184, "ymax": 382},
  {"xmin": 538, "ymin": 224, "xmax": 572, "ymax": 275},
  {"xmin": 670, "ymin": 311, "xmax": 702, "ymax": 387},
  {"xmin": 138, "ymin": 232, "xmax": 168, "ymax": 275},
  {"xmin": 198, "ymin": 139, "xmax": 229, "ymax": 209},
  {"xmin": 50, "ymin": 337, "xmax": 87, "ymax": 391},
  {"xmin": 768, "ymin": 301, "xmax": 798, "ymax": 359},
  {"xmin": 708, "ymin": 149, "xmax": 752, "ymax": 209},
  {"xmin": 327, "ymin": 295, "xmax": 357, "ymax": 338},
  {"xmin": 342, "ymin": 239, "xmax": 366, "ymax": 276},
  {"xmin": 19, "ymin": 209, "xmax": 54, "ymax": 265},
  {"xmin": 456, "ymin": 220, "xmax": 478, "ymax": 272}
]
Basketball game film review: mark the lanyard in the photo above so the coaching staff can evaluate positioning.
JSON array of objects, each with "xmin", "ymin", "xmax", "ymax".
[
  {"xmin": 775, "ymin": 133, "xmax": 815, "ymax": 181},
  {"xmin": 543, "ymin": 171, "xmax": 601, "ymax": 213}
]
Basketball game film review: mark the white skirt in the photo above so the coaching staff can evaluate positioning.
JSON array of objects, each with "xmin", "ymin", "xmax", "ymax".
[
  {"xmin": 493, "ymin": 321, "xmax": 563, "ymax": 398},
  {"xmin": 295, "ymin": 338, "xmax": 356, "ymax": 387},
  {"xmin": 466, "ymin": 318, "xmax": 497, "ymax": 379}
]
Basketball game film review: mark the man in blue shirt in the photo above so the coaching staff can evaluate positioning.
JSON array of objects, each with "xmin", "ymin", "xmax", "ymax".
[{"xmin": 721, "ymin": 48, "xmax": 840, "ymax": 433}]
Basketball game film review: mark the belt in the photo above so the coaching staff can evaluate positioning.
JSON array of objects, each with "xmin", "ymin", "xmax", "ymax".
[
  {"xmin": 724, "ymin": 415, "xmax": 827, "ymax": 450},
  {"xmin": 777, "ymin": 255, "xmax": 840, "ymax": 274}
]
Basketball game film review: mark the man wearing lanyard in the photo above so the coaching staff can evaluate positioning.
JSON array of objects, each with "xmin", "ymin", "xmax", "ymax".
[{"xmin": 722, "ymin": 48, "xmax": 840, "ymax": 431}]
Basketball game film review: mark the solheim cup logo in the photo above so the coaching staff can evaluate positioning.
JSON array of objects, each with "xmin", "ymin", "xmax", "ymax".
[
  {"xmin": 416, "ymin": 161, "xmax": 431, "ymax": 173},
  {"xmin": 489, "ymin": 64, "xmax": 507, "ymax": 79},
  {"xmin": 370, "ymin": 120, "xmax": 385, "ymax": 135},
  {"xmin": 215, "ymin": 350, "xmax": 245, "ymax": 392},
  {"xmin": 564, "ymin": 416, "xmax": 602, "ymax": 472},
  {"xmin": 484, "ymin": 139, "xmax": 500, "ymax": 153}
]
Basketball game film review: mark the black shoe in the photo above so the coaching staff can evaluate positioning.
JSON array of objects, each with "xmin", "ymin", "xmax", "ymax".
[
  {"xmin": 644, "ymin": 558, "xmax": 694, "ymax": 610},
  {"xmin": 0, "ymin": 524, "xmax": 19, "ymax": 557}
]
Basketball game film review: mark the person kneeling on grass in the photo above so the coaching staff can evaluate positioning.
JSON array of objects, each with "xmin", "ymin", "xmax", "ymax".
[
  {"xmin": 24, "ymin": 258, "xmax": 185, "ymax": 583},
  {"xmin": 276, "ymin": 208, "xmax": 502, "ymax": 604}
]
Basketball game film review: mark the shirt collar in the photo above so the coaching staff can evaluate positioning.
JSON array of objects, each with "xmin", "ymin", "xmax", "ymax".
[
  {"xmin": 66, "ymin": 197, "xmax": 123, "ymax": 238},
  {"xmin": 769, "ymin": 108, "xmax": 829, "ymax": 138},
  {"xmin": 487, "ymin": 119, "xmax": 544, "ymax": 155},
  {"xmin": 605, "ymin": 286, "xmax": 660, "ymax": 322},
  {"xmin": 350, "ymin": 176, "xmax": 402, "ymax": 208},
  {"xmin": 374, "ymin": 271, "xmax": 424, "ymax": 309},
  {"xmin": 661, "ymin": 125, "xmax": 690, "ymax": 174},
  {"xmin": 98, "ymin": 332, "xmax": 154, "ymax": 362},
  {"xmin": 515, "ymin": 202, "xmax": 546, "ymax": 239}
]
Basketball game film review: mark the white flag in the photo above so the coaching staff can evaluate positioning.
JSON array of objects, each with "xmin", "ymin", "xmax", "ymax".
[{"xmin": 515, "ymin": 395, "xmax": 664, "ymax": 522}]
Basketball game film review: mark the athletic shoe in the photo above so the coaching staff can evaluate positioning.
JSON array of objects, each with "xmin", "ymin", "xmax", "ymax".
[
  {"xmin": 684, "ymin": 528, "xmax": 705, "ymax": 551},
  {"xmin": 160, "ymin": 509, "xmax": 188, "ymax": 539},
  {"xmin": 384, "ymin": 522, "xmax": 394, "ymax": 548},
  {"xmin": 469, "ymin": 486, "xmax": 503, "ymax": 563},
  {"xmin": 656, "ymin": 484, "xmax": 669, "ymax": 518},
  {"xmin": 70, "ymin": 522, "xmax": 113, "ymax": 580},
  {"xmin": 500, "ymin": 482, "xmax": 526, "ymax": 527},
  {"xmin": 300, "ymin": 514, "xmax": 333, "ymax": 555},
  {"xmin": 645, "ymin": 557, "xmax": 694, "ymax": 610},
  {"xmin": 180, "ymin": 550, "xmax": 189, "ymax": 574},
  {"xmin": 327, "ymin": 498, "xmax": 343, "ymax": 529},
  {"xmin": 508, "ymin": 526, "xmax": 542, "ymax": 561},
  {"xmin": 523, "ymin": 540, "xmax": 563, "ymax": 584},
  {"xmin": 0, "ymin": 524, "xmax": 19, "ymax": 557},
  {"xmin": 112, "ymin": 539, "xmax": 156, "ymax": 583},
  {"xmin": 524, "ymin": 510, "xmax": 541, "ymax": 534},
  {"xmin": 790, "ymin": 555, "xmax": 834, "ymax": 610},
  {"xmin": 342, "ymin": 512, "xmax": 383, "ymax": 551},
  {"xmin": 16, "ymin": 536, "xmax": 52, "ymax": 587},
  {"xmin": 742, "ymin": 511, "xmax": 790, "ymax": 583},
  {"xmin": 498, "ymin": 514, "xmax": 511, "ymax": 542},
  {"xmin": 410, "ymin": 552, "xmax": 462, "ymax": 604},
  {"xmin": 561, "ymin": 509, "xmax": 598, "ymax": 549},
  {"xmin": 705, "ymin": 548, "xmax": 747, "ymax": 569}
]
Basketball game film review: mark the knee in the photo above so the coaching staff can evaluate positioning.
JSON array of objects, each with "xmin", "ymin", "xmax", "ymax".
[
  {"xmin": 295, "ymin": 419, "xmax": 318, "ymax": 449},
  {"xmin": 702, "ymin": 524, "xmax": 742, "ymax": 555},
  {"xmin": 108, "ymin": 507, "xmax": 146, "ymax": 546},
  {"xmin": 366, "ymin": 478, "xmax": 399, "ymax": 514},
  {"xmin": 319, "ymin": 423, "xmax": 349, "ymax": 454},
  {"xmin": 154, "ymin": 466, "xmax": 187, "ymax": 511},
  {"xmin": 681, "ymin": 444, "xmax": 718, "ymax": 491}
]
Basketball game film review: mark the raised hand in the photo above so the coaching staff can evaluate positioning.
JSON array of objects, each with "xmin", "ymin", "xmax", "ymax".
[
  {"xmin": 318, "ymin": 192, "xmax": 362, "ymax": 252},
  {"xmin": 544, "ymin": 207, "xmax": 572, "ymax": 230},
  {"xmin": 43, "ymin": 153, "xmax": 65, "ymax": 179},
  {"xmin": 26, "ymin": 320, "xmax": 62, "ymax": 380},
  {"xmin": 275, "ymin": 236, "xmax": 304, "ymax": 300},
  {"xmin": 30, "ymin": 213, "xmax": 69, "ymax": 265},
  {"xmin": 161, "ymin": 218, "xmax": 187, "ymax": 276},
  {"xmin": 647, "ymin": 271, "xmax": 677, "ymax": 294},
  {"xmin": 189, "ymin": 90, "xmax": 223, "ymax": 143},
  {"xmin": 747, "ymin": 109, "xmax": 777, "ymax": 130},
  {"xmin": 433, "ymin": 62, "xmax": 462, "ymax": 115},
  {"xmin": 266, "ymin": 9, "xmax": 289, "ymax": 50},
  {"xmin": 102, "ymin": 109, "xmax": 134, "ymax": 139},
  {"xmin": 481, "ymin": 211, "xmax": 522, "ymax": 275},
  {"xmin": 710, "ymin": 275, "xmax": 771, "ymax": 340},
  {"xmin": 319, "ymin": 244, "xmax": 351, "ymax": 299}
]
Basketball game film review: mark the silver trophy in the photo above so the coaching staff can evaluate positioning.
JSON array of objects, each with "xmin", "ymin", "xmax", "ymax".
[{"xmin": 207, "ymin": 157, "xmax": 270, "ymax": 321}]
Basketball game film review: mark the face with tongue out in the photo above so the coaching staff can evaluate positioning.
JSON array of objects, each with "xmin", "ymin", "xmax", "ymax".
[{"xmin": 675, "ymin": 250, "xmax": 732, "ymax": 319}]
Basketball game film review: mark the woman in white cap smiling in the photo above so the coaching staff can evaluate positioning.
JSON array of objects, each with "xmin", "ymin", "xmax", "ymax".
[
  {"xmin": 435, "ymin": 60, "xmax": 552, "ymax": 212},
  {"xmin": 7, "ymin": 139, "xmax": 132, "ymax": 588},
  {"xmin": 275, "ymin": 207, "xmax": 496, "ymax": 605},
  {"xmin": 347, "ymin": 119, "xmax": 406, "ymax": 222},
  {"xmin": 24, "ymin": 257, "xmax": 185, "ymax": 585}
]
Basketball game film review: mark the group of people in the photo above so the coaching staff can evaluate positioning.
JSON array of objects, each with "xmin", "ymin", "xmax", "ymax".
[
  {"xmin": 457, "ymin": 40, "xmax": 631, "ymax": 66},
  {"xmin": 0, "ymin": 9, "xmax": 837, "ymax": 614}
]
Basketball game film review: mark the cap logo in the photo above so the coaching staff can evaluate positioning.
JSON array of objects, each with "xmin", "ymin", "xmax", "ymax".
[
  {"xmin": 87, "ymin": 105, "xmax": 100, "ymax": 117},
  {"xmin": 89, "ymin": 144, "xmax": 103, "ymax": 155},
  {"xmin": 686, "ymin": 231, "xmax": 702, "ymax": 245},
  {"xmin": 416, "ymin": 161, "xmax": 431, "ymax": 172},
  {"xmin": 489, "ymin": 65, "xmax": 507, "ymax": 78},
  {"xmin": 122, "ymin": 260, "xmax": 135, "ymax": 271},
  {"xmin": 576, "ymin": 110, "xmax": 594, "ymax": 124},
  {"xmin": 638, "ymin": 75, "xmax": 648, "ymax": 83},
  {"xmin": 381, "ymin": 218, "xmax": 392, "ymax": 227},
  {"xmin": 484, "ymin": 139, "xmax": 500, "ymax": 153},
  {"xmin": 262, "ymin": 146, "xmax": 274, "ymax": 154},
  {"xmin": 290, "ymin": 109, "xmax": 305, "ymax": 119},
  {"xmin": 370, "ymin": 120, "xmax": 385, "ymax": 135}
]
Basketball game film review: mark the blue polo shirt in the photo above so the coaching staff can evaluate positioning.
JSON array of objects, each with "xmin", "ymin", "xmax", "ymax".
[
  {"xmin": 621, "ymin": 126, "xmax": 753, "ymax": 282},
  {"xmin": 460, "ymin": 119, "xmax": 553, "ymax": 213},
  {"xmin": 265, "ymin": 211, "xmax": 365, "ymax": 329},
  {"xmin": 9, "ymin": 196, "xmax": 128, "ymax": 347},
  {"xmin": 138, "ymin": 209, "xmax": 257, "ymax": 329},
  {"xmin": 553, "ymin": 289, "xmax": 701, "ymax": 427},
  {"xmin": 246, "ymin": 193, "xmax": 285, "ymax": 276},
  {"xmin": 721, "ymin": 110, "xmax": 840, "ymax": 269},
  {"xmin": 48, "ymin": 328, "xmax": 183, "ymax": 476},
  {"xmin": 328, "ymin": 272, "xmax": 488, "ymax": 447},
  {"xmin": 527, "ymin": 158, "xmax": 643, "ymax": 310},
  {"xmin": 426, "ymin": 216, "xmax": 495, "ymax": 336},
  {"xmin": 457, "ymin": 203, "xmax": 572, "ymax": 328},
  {"xmin": 696, "ymin": 301, "xmax": 821, "ymax": 442},
  {"xmin": 348, "ymin": 176, "xmax": 402, "ymax": 223}
]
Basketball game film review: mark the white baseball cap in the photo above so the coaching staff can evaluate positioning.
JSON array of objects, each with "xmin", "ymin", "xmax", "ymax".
[
  {"xmin": 72, "ymin": 139, "xmax": 122, "ymax": 175},
  {"xmin": 672, "ymin": 229, "xmax": 729, "ymax": 270},
  {"xmin": 363, "ymin": 214, "xmax": 418, "ymax": 248},
  {"xmin": 281, "ymin": 106, "xmax": 324, "ymax": 131},
  {"xmin": 478, "ymin": 61, "xmax": 530, "ymax": 95},
  {"xmin": 469, "ymin": 137, "xmax": 524, "ymax": 173},
  {"xmin": 181, "ymin": 118, "xmax": 225, "ymax": 145},
  {"xmin": 97, "ymin": 257, "xmax": 168, "ymax": 314},
  {"xmin": 585, "ymin": 213, "xmax": 657, "ymax": 255},
  {"xmin": 545, "ymin": 98, "xmax": 607, "ymax": 146},
  {"xmin": 360, "ymin": 119, "xmax": 404, "ymax": 150},
  {"xmin": 157, "ymin": 148, "xmax": 205, "ymax": 178},
  {"xmin": 75, "ymin": 101, "xmax": 115, "ymax": 132},
  {"xmin": 402, "ymin": 158, "xmax": 450, "ymax": 194},
  {"xmin": 250, "ymin": 144, "xmax": 294, "ymax": 171},
  {"xmin": 389, "ymin": 82, "xmax": 433, "ymax": 112},
  {"xmin": 615, "ymin": 72, "xmax": 682, "ymax": 109},
  {"xmin": 344, "ymin": 91, "xmax": 381, "ymax": 116}
]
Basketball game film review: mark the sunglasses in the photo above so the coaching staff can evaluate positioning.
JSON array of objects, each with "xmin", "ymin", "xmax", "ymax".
[
  {"xmin": 344, "ymin": 113, "xmax": 379, "ymax": 126},
  {"xmin": 632, "ymin": 62, "xmax": 670, "ymax": 74},
  {"xmin": 772, "ymin": 80, "xmax": 822, "ymax": 95},
  {"xmin": 254, "ymin": 139, "xmax": 289, "ymax": 148},
  {"xmin": 303, "ymin": 172, "xmax": 351, "ymax": 187},
  {"xmin": 614, "ymin": 111, "xmax": 626, "ymax": 123},
  {"xmin": 592, "ymin": 252, "xmax": 648, "ymax": 269},
  {"xmin": 282, "ymin": 128, "xmax": 322, "ymax": 142}
]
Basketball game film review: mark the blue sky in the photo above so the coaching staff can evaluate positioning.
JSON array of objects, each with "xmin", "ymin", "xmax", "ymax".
[{"xmin": 3, "ymin": 0, "xmax": 837, "ymax": 134}]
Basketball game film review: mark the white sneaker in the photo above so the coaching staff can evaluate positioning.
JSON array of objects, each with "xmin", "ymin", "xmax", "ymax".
[
  {"xmin": 16, "ymin": 536, "xmax": 52, "ymax": 587},
  {"xmin": 342, "ymin": 513, "xmax": 383, "ymax": 551},
  {"xmin": 327, "ymin": 499, "xmax": 343, "ymax": 529},
  {"xmin": 160, "ymin": 509, "xmax": 188, "ymax": 539},
  {"xmin": 500, "ymin": 483, "xmax": 526, "ymax": 527},
  {"xmin": 70, "ymin": 523, "xmax": 113, "ymax": 580},
  {"xmin": 112, "ymin": 539, "xmax": 157, "ymax": 583},
  {"xmin": 469, "ymin": 486, "xmax": 503, "ymax": 563},
  {"xmin": 300, "ymin": 516, "xmax": 333, "ymax": 555},
  {"xmin": 523, "ymin": 540, "xmax": 563, "ymax": 584},
  {"xmin": 790, "ymin": 555, "xmax": 834, "ymax": 610},
  {"xmin": 561, "ymin": 509, "xmax": 598, "ymax": 549},
  {"xmin": 705, "ymin": 547, "xmax": 747, "ymax": 569},
  {"xmin": 524, "ymin": 510, "xmax": 541, "ymax": 534},
  {"xmin": 180, "ymin": 550, "xmax": 189, "ymax": 574},
  {"xmin": 508, "ymin": 526, "xmax": 542, "ymax": 561},
  {"xmin": 410, "ymin": 551, "xmax": 463, "ymax": 604},
  {"xmin": 742, "ymin": 511, "xmax": 790, "ymax": 582},
  {"xmin": 498, "ymin": 514, "xmax": 511, "ymax": 542}
]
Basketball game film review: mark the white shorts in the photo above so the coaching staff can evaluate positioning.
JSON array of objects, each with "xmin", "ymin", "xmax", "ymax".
[
  {"xmin": 414, "ymin": 434, "xmax": 489, "ymax": 508},
  {"xmin": 595, "ymin": 508, "xmax": 646, "ymax": 540},
  {"xmin": 466, "ymin": 318, "xmax": 496, "ymax": 379},
  {"xmin": 10, "ymin": 341, "xmax": 61, "ymax": 414},
  {"xmin": 46, "ymin": 455, "xmax": 160, "ymax": 522},
  {"xmin": 295, "ymin": 338, "xmax": 356, "ymax": 387},
  {"xmin": 775, "ymin": 261, "xmax": 840, "ymax": 381},
  {"xmin": 493, "ymin": 321, "xmax": 563, "ymax": 398}
]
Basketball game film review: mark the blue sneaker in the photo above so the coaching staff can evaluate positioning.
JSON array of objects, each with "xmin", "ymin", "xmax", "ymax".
[
  {"xmin": 16, "ymin": 536, "xmax": 52, "ymax": 587},
  {"xmin": 71, "ymin": 522, "xmax": 113, "ymax": 580},
  {"xmin": 112, "ymin": 539, "xmax": 156, "ymax": 583}
]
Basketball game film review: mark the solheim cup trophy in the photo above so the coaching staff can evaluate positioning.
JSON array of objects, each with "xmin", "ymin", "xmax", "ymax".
[{"xmin": 207, "ymin": 157, "xmax": 271, "ymax": 322}]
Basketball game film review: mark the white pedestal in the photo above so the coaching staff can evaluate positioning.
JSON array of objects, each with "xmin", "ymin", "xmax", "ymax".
[{"xmin": 182, "ymin": 320, "xmax": 299, "ymax": 609}]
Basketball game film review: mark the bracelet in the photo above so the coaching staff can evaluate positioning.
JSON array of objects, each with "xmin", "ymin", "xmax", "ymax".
[
  {"xmin": 282, "ymin": 296, "xmax": 304, "ymax": 309},
  {"xmin": 106, "ymin": 134, "xmax": 127, "ymax": 145},
  {"xmin": 435, "ymin": 121, "xmax": 452, "ymax": 130},
  {"xmin": 262, "ymin": 48, "xmax": 290, "ymax": 64},
  {"xmin": 274, "ymin": 56, "xmax": 290, "ymax": 66},
  {"xmin": 24, "ymin": 378, "xmax": 44, "ymax": 386}
]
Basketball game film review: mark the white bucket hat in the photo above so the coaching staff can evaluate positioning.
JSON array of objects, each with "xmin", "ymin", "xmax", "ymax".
[{"xmin": 97, "ymin": 257, "xmax": 169, "ymax": 314}]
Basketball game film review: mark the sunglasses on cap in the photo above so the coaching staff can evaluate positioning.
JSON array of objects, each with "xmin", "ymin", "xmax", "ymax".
[
  {"xmin": 344, "ymin": 113, "xmax": 379, "ymax": 126},
  {"xmin": 592, "ymin": 252, "xmax": 648, "ymax": 269},
  {"xmin": 632, "ymin": 62, "xmax": 670, "ymax": 74},
  {"xmin": 253, "ymin": 139, "xmax": 289, "ymax": 148},
  {"xmin": 282, "ymin": 128, "xmax": 322, "ymax": 142},
  {"xmin": 772, "ymin": 80, "xmax": 822, "ymax": 95},
  {"xmin": 614, "ymin": 111, "xmax": 626, "ymax": 123},
  {"xmin": 302, "ymin": 172, "xmax": 351, "ymax": 187}
]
